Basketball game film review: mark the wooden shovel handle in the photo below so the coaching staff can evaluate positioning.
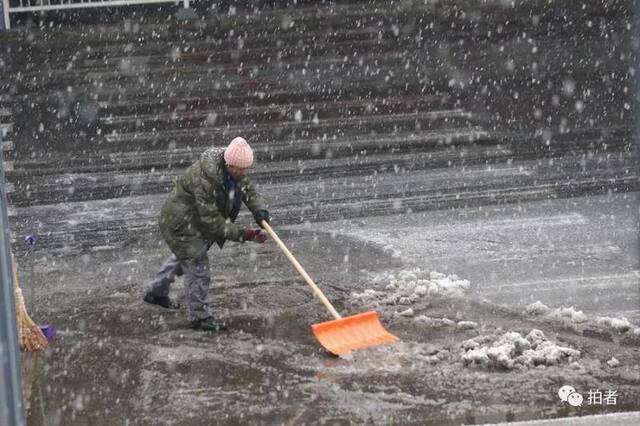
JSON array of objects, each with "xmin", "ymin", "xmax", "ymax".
[{"xmin": 260, "ymin": 221, "xmax": 342, "ymax": 320}]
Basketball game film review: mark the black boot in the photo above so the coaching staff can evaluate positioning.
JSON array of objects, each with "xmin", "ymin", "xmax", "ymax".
[
  {"xmin": 191, "ymin": 317, "xmax": 227, "ymax": 331},
  {"xmin": 143, "ymin": 294, "xmax": 181, "ymax": 310}
]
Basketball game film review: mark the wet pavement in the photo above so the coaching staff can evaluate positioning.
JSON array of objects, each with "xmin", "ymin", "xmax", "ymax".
[
  {"xmin": 1, "ymin": 0, "xmax": 638, "ymax": 424},
  {"xmin": 315, "ymin": 192, "xmax": 640, "ymax": 319},
  {"xmin": 15, "ymin": 193, "xmax": 640, "ymax": 425}
]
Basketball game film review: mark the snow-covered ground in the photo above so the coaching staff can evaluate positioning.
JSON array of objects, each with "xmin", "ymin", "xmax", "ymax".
[
  {"xmin": 304, "ymin": 193, "xmax": 639, "ymax": 322},
  {"xmin": 14, "ymin": 193, "xmax": 639, "ymax": 425}
]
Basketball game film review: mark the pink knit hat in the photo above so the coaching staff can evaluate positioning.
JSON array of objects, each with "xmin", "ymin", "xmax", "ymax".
[{"xmin": 223, "ymin": 137, "xmax": 254, "ymax": 168}]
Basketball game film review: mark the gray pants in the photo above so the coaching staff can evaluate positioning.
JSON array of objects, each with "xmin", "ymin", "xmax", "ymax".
[{"xmin": 145, "ymin": 253, "xmax": 212, "ymax": 322}]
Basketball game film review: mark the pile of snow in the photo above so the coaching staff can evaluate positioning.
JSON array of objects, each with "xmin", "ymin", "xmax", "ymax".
[
  {"xmin": 413, "ymin": 315, "xmax": 478, "ymax": 330},
  {"xmin": 351, "ymin": 269, "xmax": 470, "ymax": 307},
  {"xmin": 524, "ymin": 302, "xmax": 588, "ymax": 323},
  {"xmin": 607, "ymin": 357, "xmax": 620, "ymax": 368},
  {"xmin": 594, "ymin": 316, "xmax": 637, "ymax": 333},
  {"xmin": 524, "ymin": 301, "xmax": 640, "ymax": 335},
  {"xmin": 414, "ymin": 315, "xmax": 457, "ymax": 328},
  {"xmin": 461, "ymin": 329, "xmax": 580, "ymax": 370}
]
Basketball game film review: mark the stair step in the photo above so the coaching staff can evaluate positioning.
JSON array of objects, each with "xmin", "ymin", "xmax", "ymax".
[
  {"xmin": 97, "ymin": 95, "xmax": 454, "ymax": 132},
  {"xmin": 103, "ymin": 110, "xmax": 475, "ymax": 144}
]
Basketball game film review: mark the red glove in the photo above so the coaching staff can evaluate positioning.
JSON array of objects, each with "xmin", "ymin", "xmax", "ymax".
[{"xmin": 243, "ymin": 228, "xmax": 268, "ymax": 243}]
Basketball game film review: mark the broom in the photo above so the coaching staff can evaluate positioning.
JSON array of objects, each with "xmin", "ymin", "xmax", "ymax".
[{"xmin": 11, "ymin": 255, "xmax": 48, "ymax": 352}]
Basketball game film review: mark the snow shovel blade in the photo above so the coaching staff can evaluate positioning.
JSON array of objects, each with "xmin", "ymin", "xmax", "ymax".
[{"xmin": 311, "ymin": 311, "xmax": 398, "ymax": 355}]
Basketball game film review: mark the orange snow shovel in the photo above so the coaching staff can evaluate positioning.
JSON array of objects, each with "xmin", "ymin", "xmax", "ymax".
[{"xmin": 261, "ymin": 221, "xmax": 398, "ymax": 355}]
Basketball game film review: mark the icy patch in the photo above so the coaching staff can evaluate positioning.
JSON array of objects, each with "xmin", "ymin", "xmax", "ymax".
[
  {"xmin": 524, "ymin": 301, "xmax": 640, "ymax": 335},
  {"xmin": 319, "ymin": 340, "xmax": 452, "ymax": 375},
  {"xmin": 352, "ymin": 268, "xmax": 470, "ymax": 308},
  {"xmin": 595, "ymin": 316, "xmax": 635, "ymax": 333},
  {"xmin": 461, "ymin": 329, "xmax": 580, "ymax": 370}
]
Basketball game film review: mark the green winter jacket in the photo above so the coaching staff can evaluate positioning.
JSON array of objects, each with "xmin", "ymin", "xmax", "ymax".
[{"xmin": 159, "ymin": 147, "xmax": 266, "ymax": 262}]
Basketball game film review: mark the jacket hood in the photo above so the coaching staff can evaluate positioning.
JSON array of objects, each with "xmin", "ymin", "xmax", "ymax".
[
  {"xmin": 200, "ymin": 146, "xmax": 251, "ymax": 188},
  {"xmin": 199, "ymin": 147, "xmax": 225, "ymax": 181}
]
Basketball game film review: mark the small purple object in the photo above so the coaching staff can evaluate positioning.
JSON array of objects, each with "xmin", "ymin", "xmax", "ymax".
[
  {"xmin": 24, "ymin": 234, "xmax": 38, "ymax": 246},
  {"xmin": 39, "ymin": 325, "xmax": 56, "ymax": 342}
]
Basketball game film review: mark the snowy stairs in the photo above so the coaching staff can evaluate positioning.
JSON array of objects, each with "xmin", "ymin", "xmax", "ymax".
[
  {"xmin": 1, "ymin": 1, "xmax": 638, "ymax": 252},
  {"xmin": 6, "ymin": 135, "xmax": 499, "ymax": 207},
  {"xmin": 96, "ymin": 95, "xmax": 457, "ymax": 134},
  {"xmin": 7, "ymin": 154, "xmax": 637, "ymax": 252},
  {"xmin": 2, "ymin": 1, "xmax": 488, "ymax": 162}
]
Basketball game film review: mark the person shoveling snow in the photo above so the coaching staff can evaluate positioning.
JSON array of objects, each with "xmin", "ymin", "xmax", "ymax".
[{"xmin": 143, "ymin": 137, "xmax": 270, "ymax": 331}]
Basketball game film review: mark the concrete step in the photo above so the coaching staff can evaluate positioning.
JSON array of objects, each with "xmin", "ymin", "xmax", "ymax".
[
  {"xmin": 17, "ymin": 22, "xmax": 616, "ymax": 78},
  {"xmin": 16, "ymin": 78, "xmax": 439, "ymax": 117},
  {"xmin": 9, "ymin": 35, "xmax": 624, "ymax": 97},
  {"xmin": 10, "ymin": 50, "xmax": 432, "ymax": 95},
  {"xmin": 11, "ymin": 125, "xmax": 631, "ymax": 177},
  {"xmin": 100, "ymin": 110, "xmax": 478, "ymax": 147},
  {"xmin": 2, "ymin": 0, "xmax": 625, "ymax": 58},
  {"xmin": 7, "ymin": 167, "xmax": 638, "ymax": 253},
  {"xmin": 9, "ymin": 128, "xmax": 489, "ymax": 174},
  {"xmin": 8, "ymin": 31, "xmax": 389, "ymax": 71},
  {"xmin": 96, "ymin": 94, "xmax": 455, "ymax": 133},
  {"xmin": 9, "ymin": 110, "xmax": 480, "ymax": 157},
  {"xmin": 7, "ymin": 138, "xmax": 503, "ymax": 206},
  {"xmin": 511, "ymin": 127, "xmax": 634, "ymax": 158},
  {"xmin": 7, "ymin": 142, "xmax": 636, "ymax": 208},
  {"xmin": 95, "ymin": 82, "xmax": 448, "ymax": 117}
]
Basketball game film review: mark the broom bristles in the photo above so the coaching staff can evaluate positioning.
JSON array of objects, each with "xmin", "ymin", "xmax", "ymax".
[{"xmin": 12, "ymin": 258, "xmax": 48, "ymax": 352}]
